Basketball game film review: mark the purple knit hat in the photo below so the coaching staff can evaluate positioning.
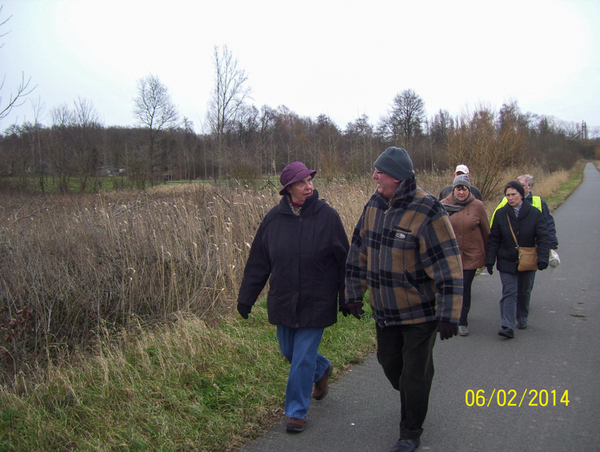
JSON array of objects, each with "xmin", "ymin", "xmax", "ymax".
[{"xmin": 279, "ymin": 162, "xmax": 317, "ymax": 195}]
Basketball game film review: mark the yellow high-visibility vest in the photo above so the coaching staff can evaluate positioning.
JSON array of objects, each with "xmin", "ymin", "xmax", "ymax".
[{"xmin": 490, "ymin": 195, "xmax": 542, "ymax": 227}]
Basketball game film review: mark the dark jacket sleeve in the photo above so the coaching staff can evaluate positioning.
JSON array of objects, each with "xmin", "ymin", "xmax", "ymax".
[
  {"xmin": 486, "ymin": 210, "xmax": 503, "ymax": 269},
  {"xmin": 541, "ymin": 199, "xmax": 558, "ymax": 249},
  {"xmin": 237, "ymin": 218, "xmax": 272, "ymax": 307},
  {"xmin": 439, "ymin": 185, "xmax": 452, "ymax": 200},
  {"xmin": 471, "ymin": 186, "xmax": 483, "ymax": 201},
  {"xmin": 533, "ymin": 211, "xmax": 551, "ymax": 267},
  {"xmin": 331, "ymin": 210, "xmax": 350, "ymax": 308},
  {"xmin": 345, "ymin": 206, "xmax": 368, "ymax": 305}
]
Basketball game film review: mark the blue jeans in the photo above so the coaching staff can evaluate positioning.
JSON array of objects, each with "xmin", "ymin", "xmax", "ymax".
[
  {"xmin": 276, "ymin": 325, "xmax": 330, "ymax": 419},
  {"xmin": 499, "ymin": 271, "xmax": 536, "ymax": 330}
]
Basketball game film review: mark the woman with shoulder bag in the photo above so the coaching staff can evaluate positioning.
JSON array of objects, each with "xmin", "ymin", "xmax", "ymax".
[{"xmin": 486, "ymin": 181, "xmax": 551, "ymax": 339}]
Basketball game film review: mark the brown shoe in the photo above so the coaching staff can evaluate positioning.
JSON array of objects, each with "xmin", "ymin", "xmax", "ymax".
[
  {"xmin": 312, "ymin": 364, "xmax": 333, "ymax": 400},
  {"xmin": 286, "ymin": 417, "xmax": 305, "ymax": 433}
]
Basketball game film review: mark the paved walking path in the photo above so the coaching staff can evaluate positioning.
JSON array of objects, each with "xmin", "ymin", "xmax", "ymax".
[{"xmin": 240, "ymin": 162, "xmax": 600, "ymax": 452}]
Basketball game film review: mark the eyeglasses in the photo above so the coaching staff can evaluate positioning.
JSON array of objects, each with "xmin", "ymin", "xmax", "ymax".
[
  {"xmin": 373, "ymin": 169, "xmax": 384, "ymax": 175},
  {"xmin": 454, "ymin": 186, "xmax": 469, "ymax": 192}
]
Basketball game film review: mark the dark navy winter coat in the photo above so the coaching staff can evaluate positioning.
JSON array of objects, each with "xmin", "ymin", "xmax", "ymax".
[
  {"xmin": 487, "ymin": 200, "xmax": 551, "ymax": 274},
  {"xmin": 237, "ymin": 190, "xmax": 349, "ymax": 328}
]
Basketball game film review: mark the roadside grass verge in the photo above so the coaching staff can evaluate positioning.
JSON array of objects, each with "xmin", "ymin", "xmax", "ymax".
[
  {"xmin": 542, "ymin": 160, "xmax": 587, "ymax": 211},
  {"xmin": 0, "ymin": 162, "xmax": 589, "ymax": 451},
  {"xmin": 0, "ymin": 304, "xmax": 375, "ymax": 452}
]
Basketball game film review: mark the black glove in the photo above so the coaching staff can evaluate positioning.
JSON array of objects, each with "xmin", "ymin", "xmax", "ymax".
[
  {"xmin": 347, "ymin": 303, "xmax": 365, "ymax": 319},
  {"xmin": 340, "ymin": 306, "xmax": 351, "ymax": 317},
  {"xmin": 339, "ymin": 290, "xmax": 350, "ymax": 316},
  {"xmin": 486, "ymin": 264, "xmax": 494, "ymax": 275},
  {"xmin": 537, "ymin": 262, "xmax": 548, "ymax": 271},
  {"xmin": 237, "ymin": 303, "xmax": 252, "ymax": 319},
  {"xmin": 438, "ymin": 321, "xmax": 458, "ymax": 340}
]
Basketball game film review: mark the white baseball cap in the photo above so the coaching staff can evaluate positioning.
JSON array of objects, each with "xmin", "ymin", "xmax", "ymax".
[{"xmin": 455, "ymin": 164, "xmax": 470, "ymax": 174}]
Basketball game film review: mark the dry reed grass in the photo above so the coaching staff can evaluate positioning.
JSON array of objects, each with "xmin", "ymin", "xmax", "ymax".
[
  {"xmin": 0, "ymin": 164, "xmax": 584, "ymax": 450},
  {"xmin": 0, "ymin": 165, "xmax": 563, "ymax": 381}
]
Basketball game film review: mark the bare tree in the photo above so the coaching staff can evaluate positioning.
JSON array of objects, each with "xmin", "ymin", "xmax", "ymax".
[
  {"xmin": 178, "ymin": 117, "xmax": 197, "ymax": 180},
  {"xmin": 314, "ymin": 114, "xmax": 343, "ymax": 178},
  {"xmin": 430, "ymin": 109, "xmax": 454, "ymax": 148},
  {"xmin": 207, "ymin": 45, "xmax": 251, "ymax": 178},
  {"xmin": 344, "ymin": 114, "xmax": 377, "ymax": 175},
  {"xmin": 72, "ymin": 97, "xmax": 103, "ymax": 191},
  {"xmin": 0, "ymin": 6, "xmax": 36, "ymax": 123},
  {"xmin": 26, "ymin": 98, "xmax": 46, "ymax": 191},
  {"xmin": 381, "ymin": 89, "xmax": 425, "ymax": 148},
  {"xmin": 133, "ymin": 74, "xmax": 179, "ymax": 186},
  {"xmin": 257, "ymin": 105, "xmax": 279, "ymax": 177},
  {"xmin": 48, "ymin": 104, "xmax": 75, "ymax": 192},
  {"xmin": 425, "ymin": 109, "xmax": 455, "ymax": 171},
  {"xmin": 448, "ymin": 105, "xmax": 527, "ymax": 199}
]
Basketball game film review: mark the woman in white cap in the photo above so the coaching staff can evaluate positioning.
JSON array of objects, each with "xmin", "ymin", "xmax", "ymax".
[
  {"xmin": 236, "ymin": 161, "xmax": 349, "ymax": 433},
  {"xmin": 439, "ymin": 164, "xmax": 483, "ymax": 201}
]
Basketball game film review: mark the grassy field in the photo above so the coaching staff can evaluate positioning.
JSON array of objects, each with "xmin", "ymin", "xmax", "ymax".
[{"xmin": 0, "ymin": 162, "xmax": 588, "ymax": 451}]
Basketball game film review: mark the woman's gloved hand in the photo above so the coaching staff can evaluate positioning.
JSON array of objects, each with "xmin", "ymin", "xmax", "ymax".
[{"xmin": 237, "ymin": 303, "xmax": 252, "ymax": 319}]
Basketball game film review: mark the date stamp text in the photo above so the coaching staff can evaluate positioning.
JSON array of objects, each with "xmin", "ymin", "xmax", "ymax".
[{"xmin": 465, "ymin": 389, "xmax": 569, "ymax": 407}]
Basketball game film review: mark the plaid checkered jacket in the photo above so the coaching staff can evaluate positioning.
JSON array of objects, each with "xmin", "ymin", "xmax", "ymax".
[{"xmin": 345, "ymin": 177, "xmax": 463, "ymax": 327}]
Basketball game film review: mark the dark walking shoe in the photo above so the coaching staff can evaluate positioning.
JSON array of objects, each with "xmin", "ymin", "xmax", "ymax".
[
  {"xmin": 312, "ymin": 364, "xmax": 333, "ymax": 400},
  {"xmin": 285, "ymin": 417, "xmax": 305, "ymax": 433},
  {"xmin": 498, "ymin": 327, "xmax": 514, "ymax": 338},
  {"xmin": 390, "ymin": 438, "xmax": 420, "ymax": 452},
  {"xmin": 517, "ymin": 323, "xmax": 527, "ymax": 330}
]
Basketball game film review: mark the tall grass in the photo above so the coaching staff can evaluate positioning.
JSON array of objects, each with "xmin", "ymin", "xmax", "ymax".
[
  {"xmin": 0, "ymin": 165, "xmax": 577, "ymax": 383},
  {"xmin": 0, "ymin": 302, "xmax": 376, "ymax": 451},
  {"xmin": 0, "ymin": 162, "xmax": 587, "ymax": 450}
]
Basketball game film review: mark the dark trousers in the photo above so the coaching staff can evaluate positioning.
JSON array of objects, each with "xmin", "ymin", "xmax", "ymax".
[
  {"xmin": 499, "ymin": 270, "xmax": 536, "ymax": 329},
  {"xmin": 460, "ymin": 269, "xmax": 477, "ymax": 326},
  {"xmin": 376, "ymin": 321, "xmax": 438, "ymax": 441}
]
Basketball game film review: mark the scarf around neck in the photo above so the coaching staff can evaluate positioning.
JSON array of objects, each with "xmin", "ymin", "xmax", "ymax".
[{"xmin": 442, "ymin": 193, "xmax": 473, "ymax": 215}]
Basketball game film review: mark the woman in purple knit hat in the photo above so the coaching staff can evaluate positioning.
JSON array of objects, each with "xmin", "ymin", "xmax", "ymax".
[{"xmin": 236, "ymin": 162, "xmax": 349, "ymax": 433}]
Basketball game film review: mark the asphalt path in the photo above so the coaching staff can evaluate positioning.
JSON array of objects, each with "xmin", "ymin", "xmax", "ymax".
[{"xmin": 240, "ymin": 162, "xmax": 600, "ymax": 452}]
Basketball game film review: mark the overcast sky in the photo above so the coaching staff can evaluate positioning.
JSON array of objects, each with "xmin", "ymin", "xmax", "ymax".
[{"xmin": 1, "ymin": 0, "xmax": 599, "ymax": 135}]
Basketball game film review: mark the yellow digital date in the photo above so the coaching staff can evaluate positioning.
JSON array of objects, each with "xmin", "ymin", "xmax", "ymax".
[{"xmin": 465, "ymin": 389, "xmax": 569, "ymax": 407}]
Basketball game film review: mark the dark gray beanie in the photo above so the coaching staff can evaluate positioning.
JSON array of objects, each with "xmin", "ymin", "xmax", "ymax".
[
  {"xmin": 373, "ymin": 147, "xmax": 414, "ymax": 181},
  {"xmin": 453, "ymin": 174, "xmax": 471, "ymax": 189}
]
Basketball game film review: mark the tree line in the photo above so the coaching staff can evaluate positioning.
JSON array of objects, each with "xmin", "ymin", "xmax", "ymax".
[{"xmin": 1, "ymin": 45, "xmax": 595, "ymax": 196}]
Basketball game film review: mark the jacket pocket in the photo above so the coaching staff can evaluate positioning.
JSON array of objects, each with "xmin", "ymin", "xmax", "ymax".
[
  {"xmin": 404, "ymin": 270, "xmax": 424, "ymax": 294},
  {"xmin": 391, "ymin": 226, "xmax": 417, "ymax": 250}
]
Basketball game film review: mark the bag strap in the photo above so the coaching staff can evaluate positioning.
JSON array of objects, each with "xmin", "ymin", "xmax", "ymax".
[{"xmin": 506, "ymin": 214, "xmax": 519, "ymax": 249}]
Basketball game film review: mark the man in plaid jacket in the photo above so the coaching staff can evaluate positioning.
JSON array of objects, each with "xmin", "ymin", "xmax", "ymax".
[{"xmin": 345, "ymin": 147, "xmax": 463, "ymax": 452}]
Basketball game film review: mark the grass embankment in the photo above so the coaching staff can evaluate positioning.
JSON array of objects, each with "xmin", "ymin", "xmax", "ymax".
[
  {"xmin": 0, "ymin": 307, "xmax": 375, "ymax": 451},
  {"xmin": 0, "ymin": 162, "xmax": 590, "ymax": 451},
  {"xmin": 541, "ymin": 161, "xmax": 587, "ymax": 211}
]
